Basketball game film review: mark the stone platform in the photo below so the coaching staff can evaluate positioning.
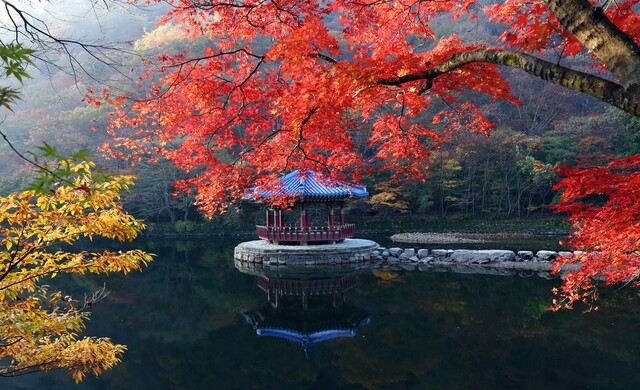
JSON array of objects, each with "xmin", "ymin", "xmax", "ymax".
[{"xmin": 234, "ymin": 239, "xmax": 379, "ymax": 265}]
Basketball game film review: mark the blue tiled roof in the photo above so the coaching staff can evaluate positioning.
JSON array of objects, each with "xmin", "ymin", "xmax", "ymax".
[
  {"xmin": 244, "ymin": 314, "xmax": 372, "ymax": 359},
  {"xmin": 252, "ymin": 170, "xmax": 368, "ymax": 200}
]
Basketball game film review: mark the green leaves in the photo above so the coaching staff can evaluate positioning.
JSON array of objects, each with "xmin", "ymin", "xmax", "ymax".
[
  {"xmin": 25, "ymin": 143, "xmax": 116, "ymax": 194},
  {"xmin": 0, "ymin": 43, "xmax": 34, "ymax": 111},
  {"xmin": 0, "ymin": 43, "xmax": 34, "ymax": 82}
]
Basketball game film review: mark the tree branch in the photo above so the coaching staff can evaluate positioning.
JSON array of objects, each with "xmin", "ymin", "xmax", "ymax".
[{"xmin": 378, "ymin": 49, "xmax": 640, "ymax": 116}]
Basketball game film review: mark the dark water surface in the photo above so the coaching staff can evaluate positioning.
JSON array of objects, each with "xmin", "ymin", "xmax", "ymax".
[{"xmin": 5, "ymin": 236, "xmax": 640, "ymax": 389}]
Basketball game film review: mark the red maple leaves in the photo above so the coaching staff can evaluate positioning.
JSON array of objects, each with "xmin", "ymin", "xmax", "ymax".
[
  {"xmin": 552, "ymin": 155, "xmax": 640, "ymax": 310},
  {"xmin": 101, "ymin": 0, "xmax": 527, "ymax": 215}
]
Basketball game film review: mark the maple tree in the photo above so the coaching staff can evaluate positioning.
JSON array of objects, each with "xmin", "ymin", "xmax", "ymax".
[
  {"xmin": 100, "ymin": 0, "xmax": 640, "ymax": 307},
  {"xmin": 0, "ymin": 150, "xmax": 153, "ymax": 381}
]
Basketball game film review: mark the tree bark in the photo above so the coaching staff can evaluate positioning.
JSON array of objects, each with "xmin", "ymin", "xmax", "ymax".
[
  {"xmin": 378, "ymin": 49, "xmax": 640, "ymax": 116},
  {"xmin": 543, "ymin": 0, "xmax": 640, "ymax": 90},
  {"xmin": 378, "ymin": 0, "xmax": 640, "ymax": 116}
]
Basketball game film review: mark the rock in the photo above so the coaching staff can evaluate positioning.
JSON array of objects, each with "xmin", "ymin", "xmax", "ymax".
[
  {"xmin": 371, "ymin": 250, "xmax": 381, "ymax": 257},
  {"xmin": 536, "ymin": 250, "xmax": 558, "ymax": 261},
  {"xmin": 382, "ymin": 250, "xmax": 390, "ymax": 258},
  {"xmin": 558, "ymin": 251, "xmax": 573, "ymax": 258},
  {"xmin": 517, "ymin": 251, "xmax": 534, "ymax": 261},
  {"xmin": 419, "ymin": 257, "xmax": 434, "ymax": 264},
  {"xmin": 450, "ymin": 250, "xmax": 516, "ymax": 264},
  {"xmin": 417, "ymin": 249, "xmax": 430, "ymax": 258},
  {"xmin": 389, "ymin": 247, "xmax": 403, "ymax": 257},
  {"xmin": 403, "ymin": 248, "xmax": 416, "ymax": 257},
  {"xmin": 431, "ymin": 249, "xmax": 449, "ymax": 258},
  {"xmin": 399, "ymin": 252, "xmax": 410, "ymax": 261},
  {"xmin": 387, "ymin": 256, "xmax": 400, "ymax": 264},
  {"xmin": 409, "ymin": 256, "xmax": 420, "ymax": 263}
]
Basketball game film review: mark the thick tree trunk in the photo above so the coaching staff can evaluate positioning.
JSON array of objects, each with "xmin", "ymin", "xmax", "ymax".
[{"xmin": 543, "ymin": 0, "xmax": 640, "ymax": 90}]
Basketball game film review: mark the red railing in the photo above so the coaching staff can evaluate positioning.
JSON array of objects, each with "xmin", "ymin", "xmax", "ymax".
[
  {"xmin": 256, "ymin": 224, "xmax": 356, "ymax": 243},
  {"xmin": 257, "ymin": 275, "xmax": 357, "ymax": 296}
]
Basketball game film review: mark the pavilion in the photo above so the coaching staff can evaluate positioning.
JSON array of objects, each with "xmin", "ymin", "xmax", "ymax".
[{"xmin": 247, "ymin": 170, "xmax": 368, "ymax": 245}]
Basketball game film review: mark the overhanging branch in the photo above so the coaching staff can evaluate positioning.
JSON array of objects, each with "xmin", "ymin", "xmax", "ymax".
[{"xmin": 378, "ymin": 49, "xmax": 640, "ymax": 116}]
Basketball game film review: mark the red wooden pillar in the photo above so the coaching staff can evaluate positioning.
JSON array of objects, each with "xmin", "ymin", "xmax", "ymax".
[
  {"xmin": 339, "ymin": 203, "xmax": 345, "ymax": 225},
  {"xmin": 300, "ymin": 203, "xmax": 308, "ymax": 230}
]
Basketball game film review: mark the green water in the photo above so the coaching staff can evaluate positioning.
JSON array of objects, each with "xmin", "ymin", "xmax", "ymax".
[{"xmin": 5, "ymin": 236, "xmax": 640, "ymax": 389}]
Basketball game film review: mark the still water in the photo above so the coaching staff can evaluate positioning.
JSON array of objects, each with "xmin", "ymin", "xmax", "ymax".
[{"xmin": 5, "ymin": 236, "xmax": 640, "ymax": 389}]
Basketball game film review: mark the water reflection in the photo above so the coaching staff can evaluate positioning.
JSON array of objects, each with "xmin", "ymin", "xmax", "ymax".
[
  {"xmin": 237, "ymin": 260, "xmax": 372, "ymax": 358},
  {"xmin": 4, "ymin": 238, "xmax": 640, "ymax": 389}
]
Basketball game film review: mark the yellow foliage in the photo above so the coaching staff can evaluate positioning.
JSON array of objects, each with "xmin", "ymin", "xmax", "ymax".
[
  {"xmin": 368, "ymin": 182, "xmax": 409, "ymax": 213},
  {"xmin": 0, "ymin": 159, "xmax": 153, "ymax": 382},
  {"xmin": 134, "ymin": 24, "xmax": 188, "ymax": 52}
]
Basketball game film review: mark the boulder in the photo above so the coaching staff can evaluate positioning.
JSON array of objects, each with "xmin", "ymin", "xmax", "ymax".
[
  {"xmin": 417, "ymin": 249, "xmax": 430, "ymax": 258},
  {"xmin": 389, "ymin": 247, "xmax": 403, "ymax": 257},
  {"xmin": 517, "ymin": 251, "xmax": 534, "ymax": 261},
  {"xmin": 536, "ymin": 250, "xmax": 558, "ymax": 261},
  {"xmin": 403, "ymin": 248, "xmax": 416, "ymax": 257},
  {"xmin": 431, "ymin": 249, "xmax": 450, "ymax": 258}
]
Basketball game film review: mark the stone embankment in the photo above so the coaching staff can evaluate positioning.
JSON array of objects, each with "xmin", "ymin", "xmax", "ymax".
[{"xmin": 234, "ymin": 239, "xmax": 581, "ymax": 276}]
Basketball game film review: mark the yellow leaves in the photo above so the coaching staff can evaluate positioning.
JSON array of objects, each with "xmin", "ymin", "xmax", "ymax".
[
  {"xmin": 368, "ymin": 182, "xmax": 410, "ymax": 213},
  {"xmin": 0, "ymin": 158, "xmax": 152, "ymax": 382}
]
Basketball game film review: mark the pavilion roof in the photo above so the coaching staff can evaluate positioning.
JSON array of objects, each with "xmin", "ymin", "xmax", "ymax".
[
  {"xmin": 243, "ymin": 312, "xmax": 372, "ymax": 359},
  {"xmin": 249, "ymin": 170, "xmax": 368, "ymax": 201}
]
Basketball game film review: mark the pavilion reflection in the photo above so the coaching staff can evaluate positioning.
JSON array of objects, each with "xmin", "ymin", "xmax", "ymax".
[{"xmin": 236, "ymin": 260, "xmax": 372, "ymax": 358}]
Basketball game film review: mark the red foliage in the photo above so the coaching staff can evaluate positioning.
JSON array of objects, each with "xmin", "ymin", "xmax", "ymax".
[
  {"xmin": 551, "ymin": 155, "xmax": 640, "ymax": 310},
  {"xmin": 99, "ymin": 0, "xmax": 537, "ymax": 216}
]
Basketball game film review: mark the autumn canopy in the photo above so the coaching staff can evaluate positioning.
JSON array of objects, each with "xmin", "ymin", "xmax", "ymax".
[{"xmin": 100, "ymin": 0, "xmax": 640, "ymax": 308}]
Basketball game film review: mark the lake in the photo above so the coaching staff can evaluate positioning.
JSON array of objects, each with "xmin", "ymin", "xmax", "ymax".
[{"xmin": 5, "ymin": 235, "xmax": 640, "ymax": 389}]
